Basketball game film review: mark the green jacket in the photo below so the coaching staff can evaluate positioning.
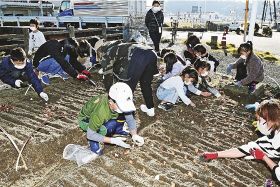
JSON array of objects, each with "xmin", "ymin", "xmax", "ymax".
[{"xmin": 78, "ymin": 95, "xmax": 119, "ymax": 132}]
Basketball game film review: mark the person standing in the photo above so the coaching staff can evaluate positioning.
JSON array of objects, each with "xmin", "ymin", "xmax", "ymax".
[
  {"xmin": 28, "ymin": 19, "xmax": 46, "ymax": 56},
  {"xmin": 145, "ymin": 0, "xmax": 164, "ymax": 55}
]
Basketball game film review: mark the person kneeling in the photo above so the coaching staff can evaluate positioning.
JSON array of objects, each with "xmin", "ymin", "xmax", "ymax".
[
  {"xmin": 78, "ymin": 82, "xmax": 144, "ymax": 155},
  {"xmin": 226, "ymin": 41, "xmax": 264, "ymax": 94},
  {"xmin": 156, "ymin": 67, "xmax": 198, "ymax": 111}
]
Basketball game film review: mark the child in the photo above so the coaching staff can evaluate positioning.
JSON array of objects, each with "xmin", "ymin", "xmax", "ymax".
[
  {"xmin": 227, "ymin": 41, "xmax": 264, "ymax": 93},
  {"xmin": 28, "ymin": 19, "xmax": 46, "ymax": 56},
  {"xmin": 0, "ymin": 47, "xmax": 48, "ymax": 101},
  {"xmin": 33, "ymin": 38, "xmax": 91, "ymax": 85},
  {"xmin": 193, "ymin": 44, "xmax": 219, "ymax": 75},
  {"xmin": 157, "ymin": 67, "xmax": 198, "ymax": 111},
  {"xmin": 181, "ymin": 35, "xmax": 201, "ymax": 64},
  {"xmin": 161, "ymin": 52, "xmax": 188, "ymax": 81},
  {"xmin": 78, "ymin": 82, "xmax": 144, "ymax": 155},
  {"xmin": 192, "ymin": 58, "xmax": 221, "ymax": 98},
  {"xmin": 185, "ymin": 59, "xmax": 213, "ymax": 97},
  {"xmin": 200, "ymin": 99, "xmax": 280, "ymax": 182}
]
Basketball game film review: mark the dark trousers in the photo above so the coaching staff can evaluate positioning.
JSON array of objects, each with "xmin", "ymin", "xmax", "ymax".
[
  {"xmin": 235, "ymin": 62, "xmax": 258, "ymax": 93},
  {"xmin": 89, "ymin": 119, "xmax": 127, "ymax": 155},
  {"xmin": 33, "ymin": 40, "xmax": 84, "ymax": 78},
  {"xmin": 149, "ymin": 31, "xmax": 162, "ymax": 52},
  {"xmin": 127, "ymin": 49, "xmax": 158, "ymax": 109},
  {"xmin": 235, "ymin": 62, "xmax": 247, "ymax": 81}
]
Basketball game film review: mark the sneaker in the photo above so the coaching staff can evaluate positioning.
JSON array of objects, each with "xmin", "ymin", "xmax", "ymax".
[
  {"xmin": 177, "ymin": 98, "xmax": 183, "ymax": 103},
  {"xmin": 140, "ymin": 104, "xmax": 155, "ymax": 117},
  {"xmin": 41, "ymin": 75, "xmax": 50, "ymax": 85},
  {"xmin": 199, "ymin": 152, "xmax": 218, "ymax": 162},
  {"xmin": 158, "ymin": 103, "xmax": 173, "ymax": 111}
]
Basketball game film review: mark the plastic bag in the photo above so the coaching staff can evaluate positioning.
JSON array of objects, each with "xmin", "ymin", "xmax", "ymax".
[{"xmin": 63, "ymin": 144, "xmax": 98, "ymax": 167}]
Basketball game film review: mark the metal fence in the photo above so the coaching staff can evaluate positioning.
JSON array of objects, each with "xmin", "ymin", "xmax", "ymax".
[{"xmin": 0, "ymin": 25, "xmax": 124, "ymax": 53}]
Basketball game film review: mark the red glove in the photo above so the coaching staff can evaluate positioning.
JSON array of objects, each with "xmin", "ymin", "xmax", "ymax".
[
  {"xmin": 82, "ymin": 70, "xmax": 91, "ymax": 77},
  {"xmin": 77, "ymin": 74, "xmax": 89, "ymax": 81},
  {"xmin": 200, "ymin": 152, "xmax": 218, "ymax": 161},
  {"xmin": 250, "ymin": 148, "xmax": 265, "ymax": 160}
]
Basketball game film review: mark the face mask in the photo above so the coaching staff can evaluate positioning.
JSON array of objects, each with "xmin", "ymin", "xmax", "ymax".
[
  {"xmin": 240, "ymin": 55, "xmax": 247, "ymax": 60},
  {"xmin": 201, "ymin": 71, "xmax": 208, "ymax": 77},
  {"xmin": 152, "ymin": 7, "xmax": 161, "ymax": 13},
  {"xmin": 77, "ymin": 56, "xmax": 89, "ymax": 64},
  {"xmin": 30, "ymin": 26, "xmax": 37, "ymax": 32},
  {"xmin": 12, "ymin": 59, "xmax": 26, "ymax": 69},
  {"xmin": 257, "ymin": 117, "xmax": 272, "ymax": 135},
  {"xmin": 184, "ymin": 80, "xmax": 192, "ymax": 85}
]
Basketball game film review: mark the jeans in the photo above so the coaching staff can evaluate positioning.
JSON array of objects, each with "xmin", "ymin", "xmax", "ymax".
[
  {"xmin": 156, "ymin": 86, "xmax": 178, "ymax": 104},
  {"xmin": 37, "ymin": 57, "xmax": 67, "ymax": 77},
  {"xmin": 88, "ymin": 119, "xmax": 128, "ymax": 155}
]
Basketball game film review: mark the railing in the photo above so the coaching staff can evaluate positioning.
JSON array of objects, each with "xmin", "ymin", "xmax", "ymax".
[
  {"xmin": 0, "ymin": 25, "xmax": 124, "ymax": 52},
  {"xmin": 0, "ymin": 16, "xmax": 126, "ymax": 28}
]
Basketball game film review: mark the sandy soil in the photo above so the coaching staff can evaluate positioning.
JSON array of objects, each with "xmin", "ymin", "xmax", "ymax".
[{"xmin": 0, "ymin": 45, "xmax": 279, "ymax": 187}]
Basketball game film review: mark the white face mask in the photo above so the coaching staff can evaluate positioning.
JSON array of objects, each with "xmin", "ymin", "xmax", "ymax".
[
  {"xmin": 77, "ymin": 56, "xmax": 89, "ymax": 64},
  {"xmin": 201, "ymin": 71, "xmax": 209, "ymax": 77},
  {"xmin": 184, "ymin": 80, "xmax": 192, "ymax": 85},
  {"xmin": 30, "ymin": 26, "xmax": 37, "ymax": 32},
  {"xmin": 257, "ymin": 117, "xmax": 272, "ymax": 135},
  {"xmin": 152, "ymin": 6, "xmax": 161, "ymax": 13},
  {"xmin": 240, "ymin": 55, "xmax": 247, "ymax": 60},
  {"xmin": 12, "ymin": 59, "xmax": 26, "ymax": 69}
]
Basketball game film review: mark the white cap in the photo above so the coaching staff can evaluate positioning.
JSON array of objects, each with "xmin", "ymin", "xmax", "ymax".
[{"xmin": 109, "ymin": 82, "xmax": 136, "ymax": 113}]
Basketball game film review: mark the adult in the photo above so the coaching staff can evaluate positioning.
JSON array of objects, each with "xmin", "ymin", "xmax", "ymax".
[{"xmin": 145, "ymin": 0, "xmax": 164, "ymax": 55}]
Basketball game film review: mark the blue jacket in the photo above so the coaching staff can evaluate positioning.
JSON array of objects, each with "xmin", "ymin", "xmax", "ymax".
[{"xmin": 0, "ymin": 56, "xmax": 43, "ymax": 94}]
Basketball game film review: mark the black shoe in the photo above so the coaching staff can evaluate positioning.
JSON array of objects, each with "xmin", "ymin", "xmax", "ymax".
[{"xmin": 158, "ymin": 102, "xmax": 173, "ymax": 111}]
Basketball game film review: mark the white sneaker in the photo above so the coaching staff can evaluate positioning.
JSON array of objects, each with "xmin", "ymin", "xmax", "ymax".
[{"xmin": 140, "ymin": 104, "xmax": 155, "ymax": 117}]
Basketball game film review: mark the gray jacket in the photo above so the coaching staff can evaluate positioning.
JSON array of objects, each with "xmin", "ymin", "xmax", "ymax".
[{"xmin": 231, "ymin": 53, "xmax": 264, "ymax": 85}]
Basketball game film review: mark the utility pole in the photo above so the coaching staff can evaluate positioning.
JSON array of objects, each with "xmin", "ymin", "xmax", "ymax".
[
  {"xmin": 248, "ymin": 1, "xmax": 258, "ymax": 42},
  {"xmin": 243, "ymin": 0, "xmax": 249, "ymax": 42}
]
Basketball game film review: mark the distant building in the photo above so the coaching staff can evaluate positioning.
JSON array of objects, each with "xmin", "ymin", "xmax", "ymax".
[{"xmin": 191, "ymin": 6, "xmax": 198, "ymax": 13}]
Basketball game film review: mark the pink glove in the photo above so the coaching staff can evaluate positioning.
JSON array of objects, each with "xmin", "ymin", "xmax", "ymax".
[
  {"xmin": 250, "ymin": 148, "xmax": 266, "ymax": 160},
  {"xmin": 77, "ymin": 74, "xmax": 89, "ymax": 81},
  {"xmin": 82, "ymin": 70, "xmax": 91, "ymax": 77}
]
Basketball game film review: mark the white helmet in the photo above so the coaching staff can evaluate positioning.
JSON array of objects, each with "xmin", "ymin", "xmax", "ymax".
[{"xmin": 109, "ymin": 82, "xmax": 136, "ymax": 113}]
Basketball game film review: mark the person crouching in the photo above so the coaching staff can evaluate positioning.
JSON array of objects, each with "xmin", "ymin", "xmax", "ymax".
[
  {"xmin": 0, "ymin": 47, "xmax": 48, "ymax": 101},
  {"xmin": 78, "ymin": 82, "xmax": 144, "ymax": 155}
]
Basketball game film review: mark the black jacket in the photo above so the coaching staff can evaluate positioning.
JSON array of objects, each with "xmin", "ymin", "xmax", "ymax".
[
  {"xmin": 33, "ymin": 38, "xmax": 86, "ymax": 78},
  {"xmin": 145, "ymin": 9, "xmax": 164, "ymax": 32}
]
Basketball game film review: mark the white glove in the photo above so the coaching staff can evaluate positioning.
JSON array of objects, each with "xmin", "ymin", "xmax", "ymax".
[
  {"xmin": 110, "ymin": 137, "xmax": 131, "ymax": 149},
  {"xmin": 15, "ymin": 80, "xmax": 23, "ymax": 88},
  {"xmin": 132, "ymin": 135, "xmax": 144, "ymax": 146},
  {"xmin": 39, "ymin": 92, "xmax": 49, "ymax": 102},
  {"xmin": 28, "ymin": 50, "xmax": 32, "ymax": 56}
]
